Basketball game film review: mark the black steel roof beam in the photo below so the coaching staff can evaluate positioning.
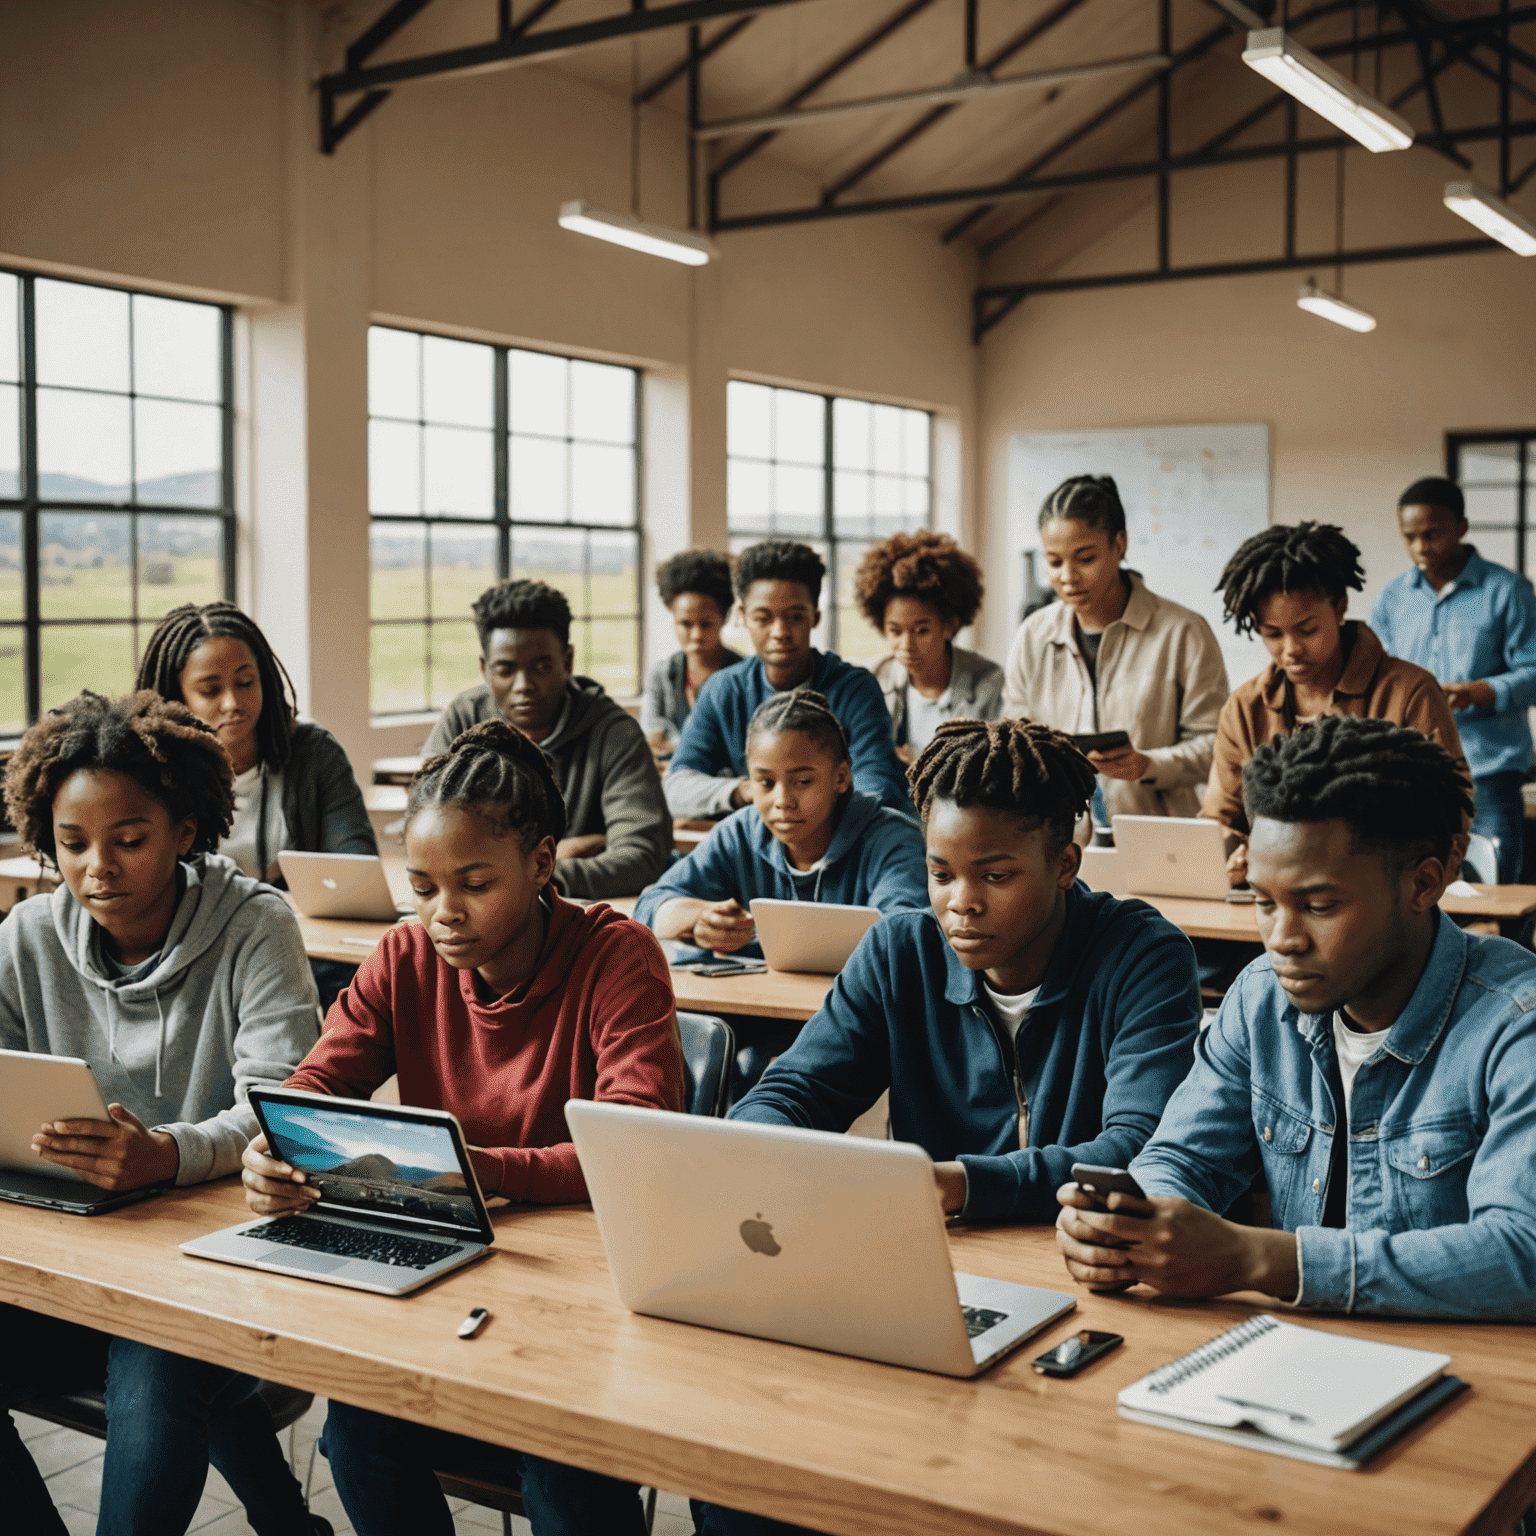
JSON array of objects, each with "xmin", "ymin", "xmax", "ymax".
[
  {"xmin": 509, "ymin": 0, "xmax": 568, "ymax": 39},
  {"xmin": 637, "ymin": 15, "xmax": 754, "ymax": 102},
  {"xmin": 1394, "ymin": 1, "xmax": 1476, "ymax": 166},
  {"xmin": 1309, "ymin": 7, "xmax": 1536, "ymax": 56},
  {"xmin": 345, "ymin": 0, "xmax": 439, "ymax": 72},
  {"xmin": 1512, "ymin": 150, "xmax": 1536, "ymax": 189}
]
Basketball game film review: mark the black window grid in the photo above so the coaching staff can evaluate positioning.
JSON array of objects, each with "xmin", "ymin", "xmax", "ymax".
[
  {"xmin": 0, "ymin": 267, "xmax": 235, "ymax": 738},
  {"xmin": 1448, "ymin": 431, "xmax": 1535, "ymax": 575}
]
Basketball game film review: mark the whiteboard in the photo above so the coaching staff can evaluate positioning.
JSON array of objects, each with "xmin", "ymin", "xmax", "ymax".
[{"xmin": 1005, "ymin": 424, "xmax": 1271, "ymax": 689}]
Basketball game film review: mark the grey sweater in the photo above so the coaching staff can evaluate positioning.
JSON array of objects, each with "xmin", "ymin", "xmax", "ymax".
[{"xmin": 0, "ymin": 854, "xmax": 321, "ymax": 1185}]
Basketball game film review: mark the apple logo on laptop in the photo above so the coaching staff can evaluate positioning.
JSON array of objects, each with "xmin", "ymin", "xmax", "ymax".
[
  {"xmin": 322, "ymin": 878, "xmax": 338, "ymax": 890},
  {"xmin": 739, "ymin": 1213, "xmax": 780, "ymax": 1256}
]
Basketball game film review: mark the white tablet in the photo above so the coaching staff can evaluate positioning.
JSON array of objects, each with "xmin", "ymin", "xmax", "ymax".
[
  {"xmin": 749, "ymin": 898, "xmax": 880, "ymax": 975},
  {"xmin": 0, "ymin": 1048, "xmax": 113, "ymax": 1180}
]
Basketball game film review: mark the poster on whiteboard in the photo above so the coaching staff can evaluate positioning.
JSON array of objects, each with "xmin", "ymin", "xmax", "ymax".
[{"xmin": 1005, "ymin": 424, "xmax": 1271, "ymax": 689}]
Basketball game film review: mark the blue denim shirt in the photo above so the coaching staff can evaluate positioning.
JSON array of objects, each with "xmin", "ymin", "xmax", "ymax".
[
  {"xmin": 1371, "ymin": 549, "xmax": 1536, "ymax": 778},
  {"xmin": 1131, "ymin": 912, "xmax": 1536, "ymax": 1319}
]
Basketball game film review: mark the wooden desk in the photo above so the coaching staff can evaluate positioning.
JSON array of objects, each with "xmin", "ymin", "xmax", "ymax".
[
  {"xmin": 372, "ymin": 756, "xmax": 423, "ymax": 787},
  {"xmin": 4, "ymin": 1185, "xmax": 1534, "ymax": 1536}
]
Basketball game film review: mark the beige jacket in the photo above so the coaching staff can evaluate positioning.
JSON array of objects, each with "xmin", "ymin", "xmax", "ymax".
[{"xmin": 1002, "ymin": 575, "xmax": 1230, "ymax": 820}]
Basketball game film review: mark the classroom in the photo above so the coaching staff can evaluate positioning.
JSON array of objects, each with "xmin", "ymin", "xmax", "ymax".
[{"xmin": 3, "ymin": 1, "xmax": 1536, "ymax": 1533}]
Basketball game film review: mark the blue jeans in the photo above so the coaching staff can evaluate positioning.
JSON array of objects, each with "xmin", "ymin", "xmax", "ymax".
[
  {"xmin": 0, "ymin": 1305, "xmax": 311, "ymax": 1536},
  {"xmin": 321, "ymin": 1399, "xmax": 648, "ymax": 1536},
  {"xmin": 692, "ymin": 1501, "xmax": 824, "ymax": 1535},
  {"xmin": 1472, "ymin": 770, "xmax": 1527, "ymax": 883}
]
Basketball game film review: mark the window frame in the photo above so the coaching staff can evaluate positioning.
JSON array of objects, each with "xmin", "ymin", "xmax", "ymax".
[
  {"xmin": 0, "ymin": 266, "xmax": 236, "ymax": 737},
  {"xmin": 366, "ymin": 326, "xmax": 646, "ymax": 720},
  {"xmin": 1446, "ymin": 430, "xmax": 1535, "ymax": 575}
]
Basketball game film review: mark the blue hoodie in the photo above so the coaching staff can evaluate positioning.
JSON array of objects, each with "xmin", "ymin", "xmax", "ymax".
[
  {"xmin": 731, "ymin": 884, "xmax": 1201, "ymax": 1222},
  {"xmin": 633, "ymin": 791, "xmax": 928, "ymax": 959},
  {"xmin": 663, "ymin": 649, "xmax": 915, "ymax": 821}
]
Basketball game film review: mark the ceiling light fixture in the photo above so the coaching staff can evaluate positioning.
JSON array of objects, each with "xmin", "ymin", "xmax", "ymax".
[
  {"xmin": 1442, "ymin": 181, "xmax": 1536, "ymax": 256},
  {"xmin": 558, "ymin": 200, "xmax": 717, "ymax": 265},
  {"xmin": 1242, "ymin": 29, "xmax": 1415, "ymax": 152},
  {"xmin": 1297, "ymin": 281, "xmax": 1377, "ymax": 332}
]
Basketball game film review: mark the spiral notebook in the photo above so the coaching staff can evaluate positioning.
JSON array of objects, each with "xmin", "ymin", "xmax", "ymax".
[{"xmin": 1117, "ymin": 1313, "xmax": 1465, "ymax": 1468}]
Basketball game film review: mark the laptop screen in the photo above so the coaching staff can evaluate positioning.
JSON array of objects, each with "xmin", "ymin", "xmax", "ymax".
[{"xmin": 259, "ymin": 1099, "xmax": 482, "ymax": 1236}]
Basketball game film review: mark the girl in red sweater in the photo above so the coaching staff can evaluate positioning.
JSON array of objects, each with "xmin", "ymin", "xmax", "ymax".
[{"xmin": 241, "ymin": 719, "xmax": 684, "ymax": 1536}]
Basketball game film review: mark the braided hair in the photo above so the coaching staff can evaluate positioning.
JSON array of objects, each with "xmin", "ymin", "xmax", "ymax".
[
  {"xmin": 1217, "ymin": 522, "xmax": 1365, "ymax": 637},
  {"xmin": 908, "ymin": 719, "xmax": 1096, "ymax": 854},
  {"xmin": 745, "ymin": 688, "xmax": 850, "ymax": 766},
  {"xmin": 1038, "ymin": 475, "xmax": 1127, "ymax": 537},
  {"xmin": 406, "ymin": 719, "xmax": 566, "ymax": 849},
  {"xmin": 5, "ymin": 690, "xmax": 235, "ymax": 863},
  {"xmin": 853, "ymin": 530, "xmax": 984, "ymax": 631},
  {"xmin": 1243, "ymin": 715, "xmax": 1471, "ymax": 868},
  {"xmin": 657, "ymin": 550, "xmax": 735, "ymax": 618},
  {"xmin": 734, "ymin": 539, "xmax": 826, "ymax": 607},
  {"xmin": 136, "ymin": 602, "xmax": 297, "ymax": 768}
]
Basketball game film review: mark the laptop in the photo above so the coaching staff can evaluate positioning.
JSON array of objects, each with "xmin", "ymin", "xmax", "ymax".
[
  {"xmin": 277, "ymin": 851, "xmax": 407, "ymax": 921},
  {"xmin": 1103, "ymin": 815, "xmax": 1231, "ymax": 900},
  {"xmin": 0, "ymin": 1049, "xmax": 159, "ymax": 1215},
  {"xmin": 749, "ymin": 898, "xmax": 880, "ymax": 974},
  {"xmin": 565, "ymin": 1101, "xmax": 1077, "ymax": 1378},
  {"xmin": 181, "ymin": 1088, "xmax": 494, "ymax": 1296}
]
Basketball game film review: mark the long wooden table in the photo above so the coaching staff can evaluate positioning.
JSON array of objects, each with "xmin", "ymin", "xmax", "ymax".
[{"xmin": 4, "ymin": 1183, "xmax": 1535, "ymax": 1536}]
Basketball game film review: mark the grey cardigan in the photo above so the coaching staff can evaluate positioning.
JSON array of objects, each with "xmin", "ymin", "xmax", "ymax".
[
  {"xmin": 255, "ymin": 720, "xmax": 378, "ymax": 883},
  {"xmin": 640, "ymin": 647, "xmax": 745, "ymax": 747},
  {"xmin": 867, "ymin": 646, "xmax": 1005, "ymax": 747}
]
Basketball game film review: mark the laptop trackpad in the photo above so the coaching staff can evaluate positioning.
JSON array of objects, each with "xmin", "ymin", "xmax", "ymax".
[{"xmin": 258, "ymin": 1246, "xmax": 352, "ymax": 1274}]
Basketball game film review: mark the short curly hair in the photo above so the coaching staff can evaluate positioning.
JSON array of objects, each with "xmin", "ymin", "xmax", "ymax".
[
  {"xmin": 471, "ymin": 579, "xmax": 573, "ymax": 652},
  {"xmin": 4, "ymin": 690, "xmax": 235, "ymax": 863},
  {"xmin": 656, "ymin": 550, "xmax": 735, "ymax": 618},
  {"xmin": 852, "ymin": 531, "xmax": 984, "ymax": 631},
  {"xmin": 734, "ymin": 539, "xmax": 826, "ymax": 607}
]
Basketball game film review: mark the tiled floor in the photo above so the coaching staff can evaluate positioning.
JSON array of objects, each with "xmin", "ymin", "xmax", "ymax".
[{"xmin": 20, "ymin": 1398, "xmax": 697, "ymax": 1536}]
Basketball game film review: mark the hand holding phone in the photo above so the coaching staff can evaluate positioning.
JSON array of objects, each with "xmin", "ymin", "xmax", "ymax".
[{"xmin": 1070, "ymin": 1162, "xmax": 1149, "ymax": 1212}]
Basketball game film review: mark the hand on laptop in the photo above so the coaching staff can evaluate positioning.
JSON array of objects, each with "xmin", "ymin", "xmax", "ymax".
[
  {"xmin": 1086, "ymin": 744, "xmax": 1152, "ymax": 782},
  {"xmin": 933, "ymin": 1161, "xmax": 967, "ymax": 1216},
  {"xmin": 242, "ymin": 1133, "xmax": 322, "ymax": 1217},
  {"xmin": 555, "ymin": 834, "xmax": 607, "ymax": 861},
  {"xmin": 32, "ymin": 1104, "xmax": 179, "ymax": 1190},
  {"xmin": 693, "ymin": 899, "xmax": 757, "ymax": 953}
]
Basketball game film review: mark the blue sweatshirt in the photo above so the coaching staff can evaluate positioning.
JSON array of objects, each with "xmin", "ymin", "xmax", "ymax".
[
  {"xmin": 663, "ymin": 649, "xmax": 916, "ymax": 821},
  {"xmin": 633, "ymin": 791, "xmax": 929, "ymax": 959},
  {"xmin": 731, "ymin": 884, "xmax": 1202, "ymax": 1222}
]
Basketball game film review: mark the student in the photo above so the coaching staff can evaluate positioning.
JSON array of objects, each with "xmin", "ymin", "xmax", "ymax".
[
  {"xmin": 1003, "ymin": 476, "xmax": 1228, "ymax": 825},
  {"xmin": 1372, "ymin": 477, "xmax": 1536, "ymax": 883},
  {"xmin": 852, "ymin": 530, "xmax": 1002, "ymax": 760},
  {"xmin": 240, "ymin": 719, "xmax": 686, "ymax": 1536},
  {"xmin": 426, "ymin": 578, "xmax": 671, "ymax": 898},
  {"xmin": 1202, "ymin": 522, "xmax": 1471, "ymax": 877},
  {"xmin": 665, "ymin": 539, "xmax": 912, "ymax": 820},
  {"xmin": 1056, "ymin": 716, "xmax": 1536, "ymax": 1319},
  {"xmin": 640, "ymin": 549, "xmax": 744, "ymax": 752},
  {"xmin": 635, "ymin": 690, "xmax": 929, "ymax": 958},
  {"xmin": 0, "ymin": 691, "xmax": 325, "ymax": 1536}
]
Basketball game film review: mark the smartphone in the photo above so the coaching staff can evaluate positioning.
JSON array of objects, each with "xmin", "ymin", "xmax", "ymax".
[
  {"xmin": 1070, "ymin": 1162, "xmax": 1147, "ymax": 1207},
  {"xmin": 1071, "ymin": 730, "xmax": 1131, "ymax": 755},
  {"xmin": 694, "ymin": 959, "xmax": 768, "ymax": 977},
  {"xmin": 1031, "ymin": 1329, "xmax": 1124, "ymax": 1378}
]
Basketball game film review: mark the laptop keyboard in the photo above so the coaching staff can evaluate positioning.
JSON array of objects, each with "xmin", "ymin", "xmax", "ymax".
[
  {"xmin": 962, "ymin": 1305, "xmax": 1009, "ymax": 1338},
  {"xmin": 246, "ymin": 1218, "xmax": 462, "ymax": 1270}
]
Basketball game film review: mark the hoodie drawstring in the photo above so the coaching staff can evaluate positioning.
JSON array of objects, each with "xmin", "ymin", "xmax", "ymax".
[
  {"xmin": 154, "ymin": 988, "xmax": 166, "ymax": 1100},
  {"xmin": 812, "ymin": 864, "xmax": 824, "ymax": 904}
]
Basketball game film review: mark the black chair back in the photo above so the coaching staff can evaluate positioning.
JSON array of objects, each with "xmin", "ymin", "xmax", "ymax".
[{"xmin": 677, "ymin": 1011, "xmax": 735, "ymax": 1118}]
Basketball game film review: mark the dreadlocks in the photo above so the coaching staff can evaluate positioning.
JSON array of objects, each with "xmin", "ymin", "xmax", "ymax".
[
  {"xmin": 745, "ymin": 688, "xmax": 850, "ymax": 766},
  {"xmin": 406, "ymin": 718, "xmax": 566, "ymax": 849},
  {"xmin": 1216, "ymin": 522, "xmax": 1365, "ymax": 637},
  {"xmin": 1243, "ymin": 715, "xmax": 1472, "ymax": 868},
  {"xmin": 136, "ymin": 602, "xmax": 298, "ymax": 769},
  {"xmin": 5, "ymin": 690, "xmax": 235, "ymax": 862},
  {"xmin": 908, "ymin": 718, "xmax": 1096, "ymax": 854}
]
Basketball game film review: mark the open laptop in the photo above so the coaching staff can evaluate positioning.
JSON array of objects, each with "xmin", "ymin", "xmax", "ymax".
[
  {"xmin": 181, "ymin": 1089, "xmax": 494, "ymax": 1296},
  {"xmin": 277, "ymin": 851, "xmax": 407, "ymax": 922},
  {"xmin": 749, "ymin": 898, "xmax": 880, "ymax": 975},
  {"xmin": 1099, "ymin": 815, "xmax": 1232, "ymax": 900},
  {"xmin": 0, "ymin": 1050, "xmax": 159, "ymax": 1215},
  {"xmin": 565, "ymin": 1101, "xmax": 1076, "ymax": 1378}
]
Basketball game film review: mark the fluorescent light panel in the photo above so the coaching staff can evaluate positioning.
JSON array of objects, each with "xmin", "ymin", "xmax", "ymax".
[
  {"xmin": 1443, "ymin": 181, "xmax": 1536, "ymax": 256},
  {"xmin": 1243, "ymin": 29, "xmax": 1415, "ymax": 152},
  {"xmin": 557, "ymin": 200, "xmax": 716, "ymax": 266},
  {"xmin": 1297, "ymin": 282, "xmax": 1377, "ymax": 332}
]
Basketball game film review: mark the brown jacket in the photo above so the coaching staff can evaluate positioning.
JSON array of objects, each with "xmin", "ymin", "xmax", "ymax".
[{"xmin": 1201, "ymin": 621, "xmax": 1472, "ymax": 836}]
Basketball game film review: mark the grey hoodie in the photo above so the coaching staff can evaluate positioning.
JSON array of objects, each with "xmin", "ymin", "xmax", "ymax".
[{"xmin": 0, "ymin": 854, "xmax": 320, "ymax": 1185}]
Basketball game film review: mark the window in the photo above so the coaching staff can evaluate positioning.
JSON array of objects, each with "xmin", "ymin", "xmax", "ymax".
[
  {"xmin": 367, "ymin": 327, "xmax": 642, "ymax": 717},
  {"xmin": 0, "ymin": 270, "xmax": 233, "ymax": 736},
  {"xmin": 1448, "ymin": 432, "xmax": 1535, "ymax": 574},
  {"xmin": 726, "ymin": 381, "xmax": 932, "ymax": 656}
]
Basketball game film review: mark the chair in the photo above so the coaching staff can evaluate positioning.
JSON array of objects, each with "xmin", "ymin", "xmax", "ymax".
[{"xmin": 1464, "ymin": 832, "xmax": 1502, "ymax": 886}]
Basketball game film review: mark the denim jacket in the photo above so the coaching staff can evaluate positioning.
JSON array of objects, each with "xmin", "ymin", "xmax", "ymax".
[{"xmin": 1131, "ymin": 912, "xmax": 1536, "ymax": 1319}]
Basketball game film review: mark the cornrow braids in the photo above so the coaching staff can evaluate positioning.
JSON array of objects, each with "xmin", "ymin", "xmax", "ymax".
[
  {"xmin": 745, "ymin": 688, "xmax": 850, "ymax": 766},
  {"xmin": 657, "ymin": 550, "xmax": 735, "ymax": 618},
  {"xmin": 136, "ymin": 602, "xmax": 298, "ymax": 768},
  {"xmin": 908, "ymin": 718, "xmax": 1095, "ymax": 854},
  {"xmin": 5, "ymin": 690, "xmax": 235, "ymax": 863},
  {"xmin": 1038, "ymin": 474, "xmax": 1127, "ymax": 537},
  {"xmin": 1242, "ymin": 714, "xmax": 1472, "ymax": 869},
  {"xmin": 406, "ymin": 718, "xmax": 567, "ymax": 848},
  {"xmin": 1217, "ymin": 522, "xmax": 1365, "ymax": 637},
  {"xmin": 852, "ymin": 530, "xmax": 984, "ymax": 631}
]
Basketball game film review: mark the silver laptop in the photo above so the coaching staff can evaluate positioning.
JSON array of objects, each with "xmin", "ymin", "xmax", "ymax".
[
  {"xmin": 278, "ymin": 851, "xmax": 406, "ymax": 921},
  {"xmin": 565, "ymin": 1101, "xmax": 1076, "ymax": 1377},
  {"xmin": 0, "ymin": 1049, "xmax": 158, "ymax": 1215},
  {"xmin": 181, "ymin": 1089, "xmax": 494, "ymax": 1296},
  {"xmin": 749, "ymin": 897, "xmax": 880, "ymax": 974},
  {"xmin": 1102, "ymin": 815, "xmax": 1231, "ymax": 900}
]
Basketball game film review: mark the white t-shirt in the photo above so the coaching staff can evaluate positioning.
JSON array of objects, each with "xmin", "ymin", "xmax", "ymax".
[
  {"xmin": 904, "ymin": 684, "xmax": 952, "ymax": 755},
  {"xmin": 221, "ymin": 763, "xmax": 288, "ymax": 882},
  {"xmin": 1333, "ymin": 1011, "xmax": 1386, "ymax": 1120}
]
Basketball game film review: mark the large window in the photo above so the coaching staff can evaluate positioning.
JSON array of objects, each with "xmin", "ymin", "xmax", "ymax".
[
  {"xmin": 367, "ymin": 327, "xmax": 642, "ymax": 716},
  {"xmin": 1448, "ymin": 432, "xmax": 1536, "ymax": 574},
  {"xmin": 726, "ymin": 381, "xmax": 933, "ymax": 656},
  {"xmin": 0, "ymin": 270, "xmax": 233, "ymax": 736}
]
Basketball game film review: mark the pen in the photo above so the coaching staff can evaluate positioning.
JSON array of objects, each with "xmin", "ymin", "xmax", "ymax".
[{"xmin": 1216, "ymin": 1395, "xmax": 1312, "ymax": 1424}]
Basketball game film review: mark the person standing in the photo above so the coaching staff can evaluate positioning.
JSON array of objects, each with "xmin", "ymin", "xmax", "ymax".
[{"xmin": 1372, "ymin": 476, "xmax": 1536, "ymax": 883}]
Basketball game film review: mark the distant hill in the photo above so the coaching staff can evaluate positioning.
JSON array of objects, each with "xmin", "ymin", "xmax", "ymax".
[
  {"xmin": 36, "ymin": 469, "xmax": 222, "ymax": 508},
  {"xmin": 322, "ymin": 1151, "xmax": 464, "ymax": 1189}
]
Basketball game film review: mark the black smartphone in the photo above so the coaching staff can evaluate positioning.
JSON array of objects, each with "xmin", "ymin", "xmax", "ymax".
[
  {"xmin": 1071, "ymin": 730, "xmax": 1131, "ymax": 755},
  {"xmin": 1070, "ymin": 1162, "xmax": 1148, "ymax": 1207},
  {"xmin": 1032, "ymin": 1329, "xmax": 1124, "ymax": 1378},
  {"xmin": 694, "ymin": 959, "xmax": 767, "ymax": 977}
]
